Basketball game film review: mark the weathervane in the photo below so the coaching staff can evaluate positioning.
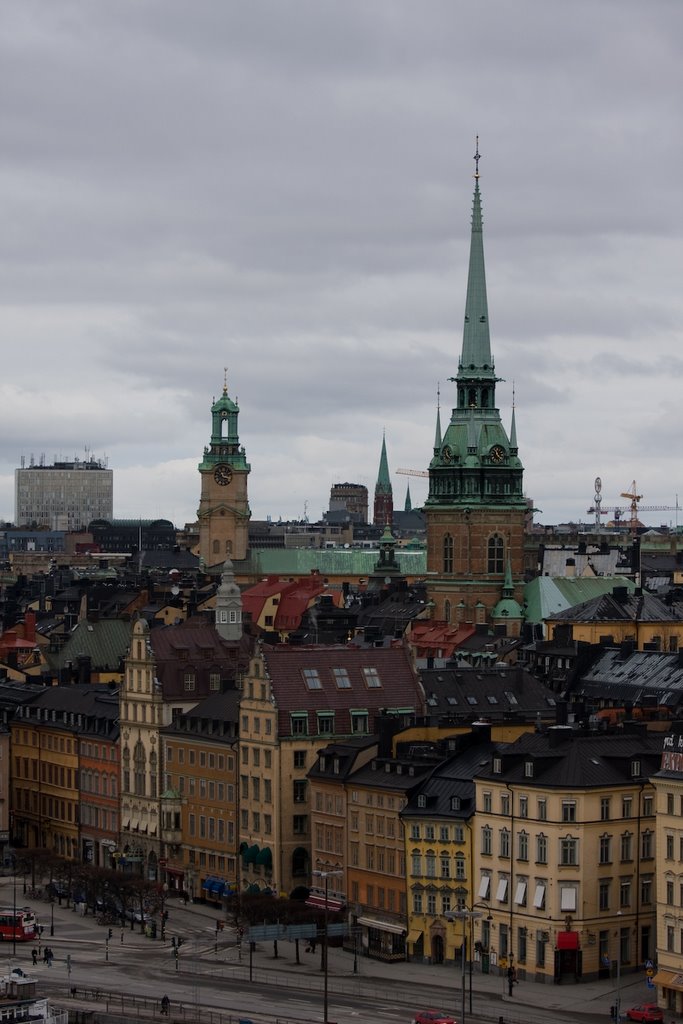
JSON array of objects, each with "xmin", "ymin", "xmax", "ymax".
[
  {"xmin": 474, "ymin": 135, "xmax": 481, "ymax": 180},
  {"xmin": 223, "ymin": 366, "xmax": 228, "ymax": 395}
]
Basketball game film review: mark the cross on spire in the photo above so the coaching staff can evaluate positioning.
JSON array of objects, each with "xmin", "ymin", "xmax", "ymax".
[{"xmin": 474, "ymin": 135, "xmax": 481, "ymax": 181}]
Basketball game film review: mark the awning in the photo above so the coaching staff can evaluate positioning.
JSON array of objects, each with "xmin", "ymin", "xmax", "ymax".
[
  {"xmin": 205, "ymin": 878, "xmax": 225, "ymax": 894},
  {"xmin": 255, "ymin": 846, "xmax": 272, "ymax": 867},
  {"xmin": 556, "ymin": 931, "xmax": 580, "ymax": 950},
  {"xmin": 357, "ymin": 915, "xmax": 405, "ymax": 936},
  {"xmin": 653, "ymin": 970, "xmax": 683, "ymax": 991},
  {"xmin": 306, "ymin": 894, "xmax": 345, "ymax": 912},
  {"xmin": 202, "ymin": 876, "xmax": 218, "ymax": 890},
  {"xmin": 407, "ymin": 929, "xmax": 423, "ymax": 944},
  {"xmin": 243, "ymin": 844, "xmax": 259, "ymax": 865}
]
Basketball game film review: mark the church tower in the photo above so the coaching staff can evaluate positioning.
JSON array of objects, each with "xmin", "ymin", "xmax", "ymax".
[
  {"xmin": 197, "ymin": 375, "xmax": 251, "ymax": 568},
  {"xmin": 425, "ymin": 143, "xmax": 526, "ymax": 626},
  {"xmin": 373, "ymin": 432, "xmax": 393, "ymax": 527}
]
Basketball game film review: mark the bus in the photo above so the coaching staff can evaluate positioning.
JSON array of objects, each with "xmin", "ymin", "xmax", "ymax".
[{"xmin": 0, "ymin": 908, "xmax": 38, "ymax": 942}]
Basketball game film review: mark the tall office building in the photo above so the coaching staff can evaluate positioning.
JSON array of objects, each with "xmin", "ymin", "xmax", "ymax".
[{"xmin": 15, "ymin": 454, "xmax": 113, "ymax": 530}]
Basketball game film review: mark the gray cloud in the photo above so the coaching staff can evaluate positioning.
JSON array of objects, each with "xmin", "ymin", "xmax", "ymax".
[{"xmin": 1, "ymin": 0, "xmax": 682, "ymax": 530}]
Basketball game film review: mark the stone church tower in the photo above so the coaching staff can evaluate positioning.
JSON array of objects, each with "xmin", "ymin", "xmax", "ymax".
[
  {"xmin": 425, "ymin": 145, "xmax": 526, "ymax": 628},
  {"xmin": 197, "ymin": 377, "xmax": 251, "ymax": 568}
]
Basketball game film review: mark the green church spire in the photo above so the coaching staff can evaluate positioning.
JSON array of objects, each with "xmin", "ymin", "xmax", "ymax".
[
  {"xmin": 376, "ymin": 431, "xmax": 391, "ymax": 492},
  {"xmin": 404, "ymin": 483, "xmax": 412, "ymax": 512},
  {"xmin": 457, "ymin": 136, "xmax": 497, "ymax": 401}
]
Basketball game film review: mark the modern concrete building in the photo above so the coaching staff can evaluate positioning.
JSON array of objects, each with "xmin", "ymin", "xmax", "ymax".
[{"xmin": 15, "ymin": 455, "xmax": 113, "ymax": 530}]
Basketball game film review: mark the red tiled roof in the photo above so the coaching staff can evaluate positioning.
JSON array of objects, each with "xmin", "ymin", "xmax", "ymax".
[
  {"xmin": 408, "ymin": 621, "xmax": 476, "ymax": 657},
  {"xmin": 262, "ymin": 644, "xmax": 425, "ymax": 735}
]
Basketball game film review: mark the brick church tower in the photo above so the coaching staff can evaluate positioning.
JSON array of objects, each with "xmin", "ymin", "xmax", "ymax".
[
  {"xmin": 425, "ymin": 143, "xmax": 526, "ymax": 629},
  {"xmin": 373, "ymin": 432, "xmax": 394, "ymax": 528}
]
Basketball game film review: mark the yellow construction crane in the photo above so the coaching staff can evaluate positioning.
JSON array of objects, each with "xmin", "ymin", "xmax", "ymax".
[
  {"xmin": 587, "ymin": 479, "xmax": 679, "ymax": 533},
  {"xmin": 396, "ymin": 467, "xmax": 429, "ymax": 478}
]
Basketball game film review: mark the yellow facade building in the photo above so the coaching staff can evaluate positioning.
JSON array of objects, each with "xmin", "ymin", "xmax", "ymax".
[
  {"xmin": 652, "ymin": 731, "xmax": 683, "ymax": 1015},
  {"xmin": 472, "ymin": 728, "xmax": 661, "ymax": 985}
]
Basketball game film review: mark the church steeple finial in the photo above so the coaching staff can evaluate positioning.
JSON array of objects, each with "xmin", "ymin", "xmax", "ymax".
[
  {"xmin": 223, "ymin": 366, "xmax": 228, "ymax": 395},
  {"xmin": 474, "ymin": 135, "xmax": 481, "ymax": 181},
  {"xmin": 434, "ymin": 383, "xmax": 442, "ymax": 450},
  {"xmin": 510, "ymin": 381, "xmax": 518, "ymax": 449}
]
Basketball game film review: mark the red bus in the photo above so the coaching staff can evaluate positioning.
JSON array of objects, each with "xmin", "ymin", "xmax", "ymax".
[{"xmin": 0, "ymin": 908, "xmax": 38, "ymax": 941}]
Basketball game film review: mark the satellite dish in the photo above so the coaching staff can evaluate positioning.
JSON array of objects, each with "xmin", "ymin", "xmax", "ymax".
[{"xmin": 171, "ymin": 585, "xmax": 180, "ymax": 596}]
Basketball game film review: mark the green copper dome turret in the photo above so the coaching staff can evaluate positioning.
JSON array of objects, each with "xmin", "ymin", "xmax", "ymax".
[{"xmin": 198, "ymin": 370, "xmax": 250, "ymax": 473}]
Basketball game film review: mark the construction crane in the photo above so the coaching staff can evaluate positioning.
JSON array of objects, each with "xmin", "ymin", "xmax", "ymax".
[
  {"xmin": 587, "ymin": 479, "xmax": 680, "ymax": 533},
  {"xmin": 396, "ymin": 468, "xmax": 429, "ymax": 478}
]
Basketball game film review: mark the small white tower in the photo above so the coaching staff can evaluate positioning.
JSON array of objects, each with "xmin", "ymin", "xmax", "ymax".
[{"xmin": 215, "ymin": 558, "xmax": 242, "ymax": 641}]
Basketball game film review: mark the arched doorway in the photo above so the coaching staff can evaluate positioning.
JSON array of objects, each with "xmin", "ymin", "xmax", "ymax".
[{"xmin": 431, "ymin": 933, "xmax": 445, "ymax": 964}]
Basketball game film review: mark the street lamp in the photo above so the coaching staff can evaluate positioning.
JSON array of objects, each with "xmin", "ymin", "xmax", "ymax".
[
  {"xmin": 312, "ymin": 862, "xmax": 343, "ymax": 1024},
  {"xmin": 444, "ymin": 905, "xmax": 491, "ymax": 1024}
]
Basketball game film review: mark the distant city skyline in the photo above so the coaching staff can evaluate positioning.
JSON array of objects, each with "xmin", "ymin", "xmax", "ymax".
[{"xmin": 1, "ymin": 2, "xmax": 682, "ymax": 530}]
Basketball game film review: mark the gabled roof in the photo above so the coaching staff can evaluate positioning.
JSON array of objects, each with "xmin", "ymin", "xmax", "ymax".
[
  {"xmin": 576, "ymin": 648, "xmax": 683, "ymax": 707},
  {"xmin": 548, "ymin": 590, "xmax": 679, "ymax": 624},
  {"xmin": 261, "ymin": 643, "xmax": 425, "ymax": 736},
  {"xmin": 474, "ymin": 730, "xmax": 663, "ymax": 788},
  {"xmin": 402, "ymin": 739, "xmax": 501, "ymax": 820},
  {"xmin": 420, "ymin": 664, "xmax": 556, "ymax": 722},
  {"xmin": 523, "ymin": 576, "xmax": 637, "ymax": 625},
  {"xmin": 44, "ymin": 618, "xmax": 133, "ymax": 673}
]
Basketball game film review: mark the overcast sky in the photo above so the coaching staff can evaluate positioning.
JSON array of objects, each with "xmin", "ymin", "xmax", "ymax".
[{"xmin": 2, "ymin": 1, "xmax": 682, "ymax": 531}]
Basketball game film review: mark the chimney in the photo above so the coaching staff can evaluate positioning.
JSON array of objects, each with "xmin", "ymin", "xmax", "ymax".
[
  {"xmin": 613, "ymin": 586, "xmax": 629, "ymax": 604},
  {"xmin": 547, "ymin": 725, "xmax": 572, "ymax": 747}
]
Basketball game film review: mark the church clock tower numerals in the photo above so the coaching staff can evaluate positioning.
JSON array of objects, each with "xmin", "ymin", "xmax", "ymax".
[{"xmin": 214, "ymin": 464, "xmax": 233, "ymax": 486}]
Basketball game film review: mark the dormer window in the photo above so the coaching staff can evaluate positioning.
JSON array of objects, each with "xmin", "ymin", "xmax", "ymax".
[
  {"xmin": 631, "ymin": 759, "xmax": 641, "ymax": 778},
  {"xmin": 493, "ymin": 757, "xmax": 502, "ymax": 774},
  {"xmin": 451, "ymin": 796, "xmax": 461, "ymax": 811},
  {"xmin": 524, "ymin": 760, "xmax": 534, "ymax": 778},
  {"xmin": 418, "ymin": 794, "xmax": 427, "ymax": 808}
]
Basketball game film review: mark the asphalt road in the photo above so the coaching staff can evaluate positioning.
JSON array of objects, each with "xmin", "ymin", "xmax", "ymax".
[{"xmin": 0, "ymin": 883, "xmax": 609, "ymax": 1024}]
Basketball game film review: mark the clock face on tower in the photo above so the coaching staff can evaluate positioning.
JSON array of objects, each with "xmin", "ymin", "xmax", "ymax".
[
  {"xmin": 490, "ymin": 445, "xmax": 505, "ymax": 464},
  {"xmin": 214, "ymin": 464, "xmax": 233, "ymax": 486}
]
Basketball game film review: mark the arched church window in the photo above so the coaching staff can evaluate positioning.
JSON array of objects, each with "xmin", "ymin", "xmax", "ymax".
[
  {"xmin": 225, "ymin": 540, "xmax": 232, "ymax": 554},
  {"xmin": 487, "ymin": 534, "xmax": 504, "ymax": 574},
  {"xmin": 212, "ymin": 539, "xmax": 220, "ymax": 554},
  {"xmin": 443, "ymin": 533, "xmax": 454, "ymax": 573},
  {"xmin": 468, "ymin": 388, "xmax": 477, "ymax": 408},
  {"xmin": 444, "ymin": 600, "xmax": 451, "ymax": 623},
  {"xmin": 481, "ymin": 388, "xmax": 489, "ymax": 408}
]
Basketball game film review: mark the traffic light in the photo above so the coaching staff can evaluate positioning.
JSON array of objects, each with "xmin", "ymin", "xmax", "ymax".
[
  {"xmin": 108, "ymin": 928, "xmax": 113, "ymax": 940},
  {"xmin": 171, "ymin": 936, "xmax": 177, "ymax": 948}
]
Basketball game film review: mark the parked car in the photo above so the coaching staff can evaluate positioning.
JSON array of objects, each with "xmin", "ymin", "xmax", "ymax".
[
  {"xmin": 413, "ymin": 1012, "xmax": 457, "ymax": 1024},
  {"xmin": 626, "ymin": 1005, "xmax": 664, "ymax": 1023}
]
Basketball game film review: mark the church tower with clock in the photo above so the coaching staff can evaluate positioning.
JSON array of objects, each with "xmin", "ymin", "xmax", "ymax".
[
  {"xmin": 197, "ymin": 376, "xmax": 251, "ymax": 568},
  {"xmin": 425, "ymin": 144, "xmax": 527, "ymax": 629}
]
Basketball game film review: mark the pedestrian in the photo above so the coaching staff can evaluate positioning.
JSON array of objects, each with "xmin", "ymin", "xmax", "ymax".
[
  {"xmin": 507, "ymin": 966, "xmax": 514, "ymax": 997},
  {"xmin": 46, "ymin": 948, "xmax": 53, "ymax": 968},
  {"xmin": 161, "ymin": 995, "xmax": 170, "ymax": 1016},
  {"xmin": 42, "ymin": 948, "xmax": 48, "ymax": 964},
  {"xmin": 31, "ymin": 948, "xmax": 38, "ymax": 966}
]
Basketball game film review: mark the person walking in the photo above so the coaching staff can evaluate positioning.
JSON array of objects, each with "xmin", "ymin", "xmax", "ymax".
[
  {"xmin": 161, "ymin": 995, "xmax": 170, "ymax": 1016},
  {"xmin": 31, "ymin": 949, "xmax": 38, "ymax": 966}
]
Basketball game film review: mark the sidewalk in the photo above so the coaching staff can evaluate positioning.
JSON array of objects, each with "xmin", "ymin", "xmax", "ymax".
[{"xmin": 236, "ymin": 931, "xmax": 652, "ymax": 1022}]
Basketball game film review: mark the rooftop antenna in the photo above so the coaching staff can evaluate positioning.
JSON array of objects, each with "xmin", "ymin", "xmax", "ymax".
[{"xmin": 593, "ymin": 477, "xmax": 602, "ymax": 529}]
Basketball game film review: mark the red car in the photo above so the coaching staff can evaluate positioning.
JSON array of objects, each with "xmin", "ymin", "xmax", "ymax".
[
  {"xmin": 626, "ymin": 1005, "xmax": 663, "ymax": 1023},
  {"xmin": 413, "ymin": 1012, "xmax": 457, "ymax": 1024}
]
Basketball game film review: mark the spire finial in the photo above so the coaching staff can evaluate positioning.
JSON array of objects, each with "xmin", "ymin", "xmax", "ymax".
[
  {"xmin": 512, "ymin": 380, "xmax": 515, "ymax": 408},
  {"xmin": 223, "ymin": 367, "xmax": 228, "ymax": 395},
  {"xmin": 474, "ymin": 135, "xmax": 481, "ymax": 181},
  {"xmin": 437, "ymin": 382, "xmax": 441, "ymax": 411}
]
